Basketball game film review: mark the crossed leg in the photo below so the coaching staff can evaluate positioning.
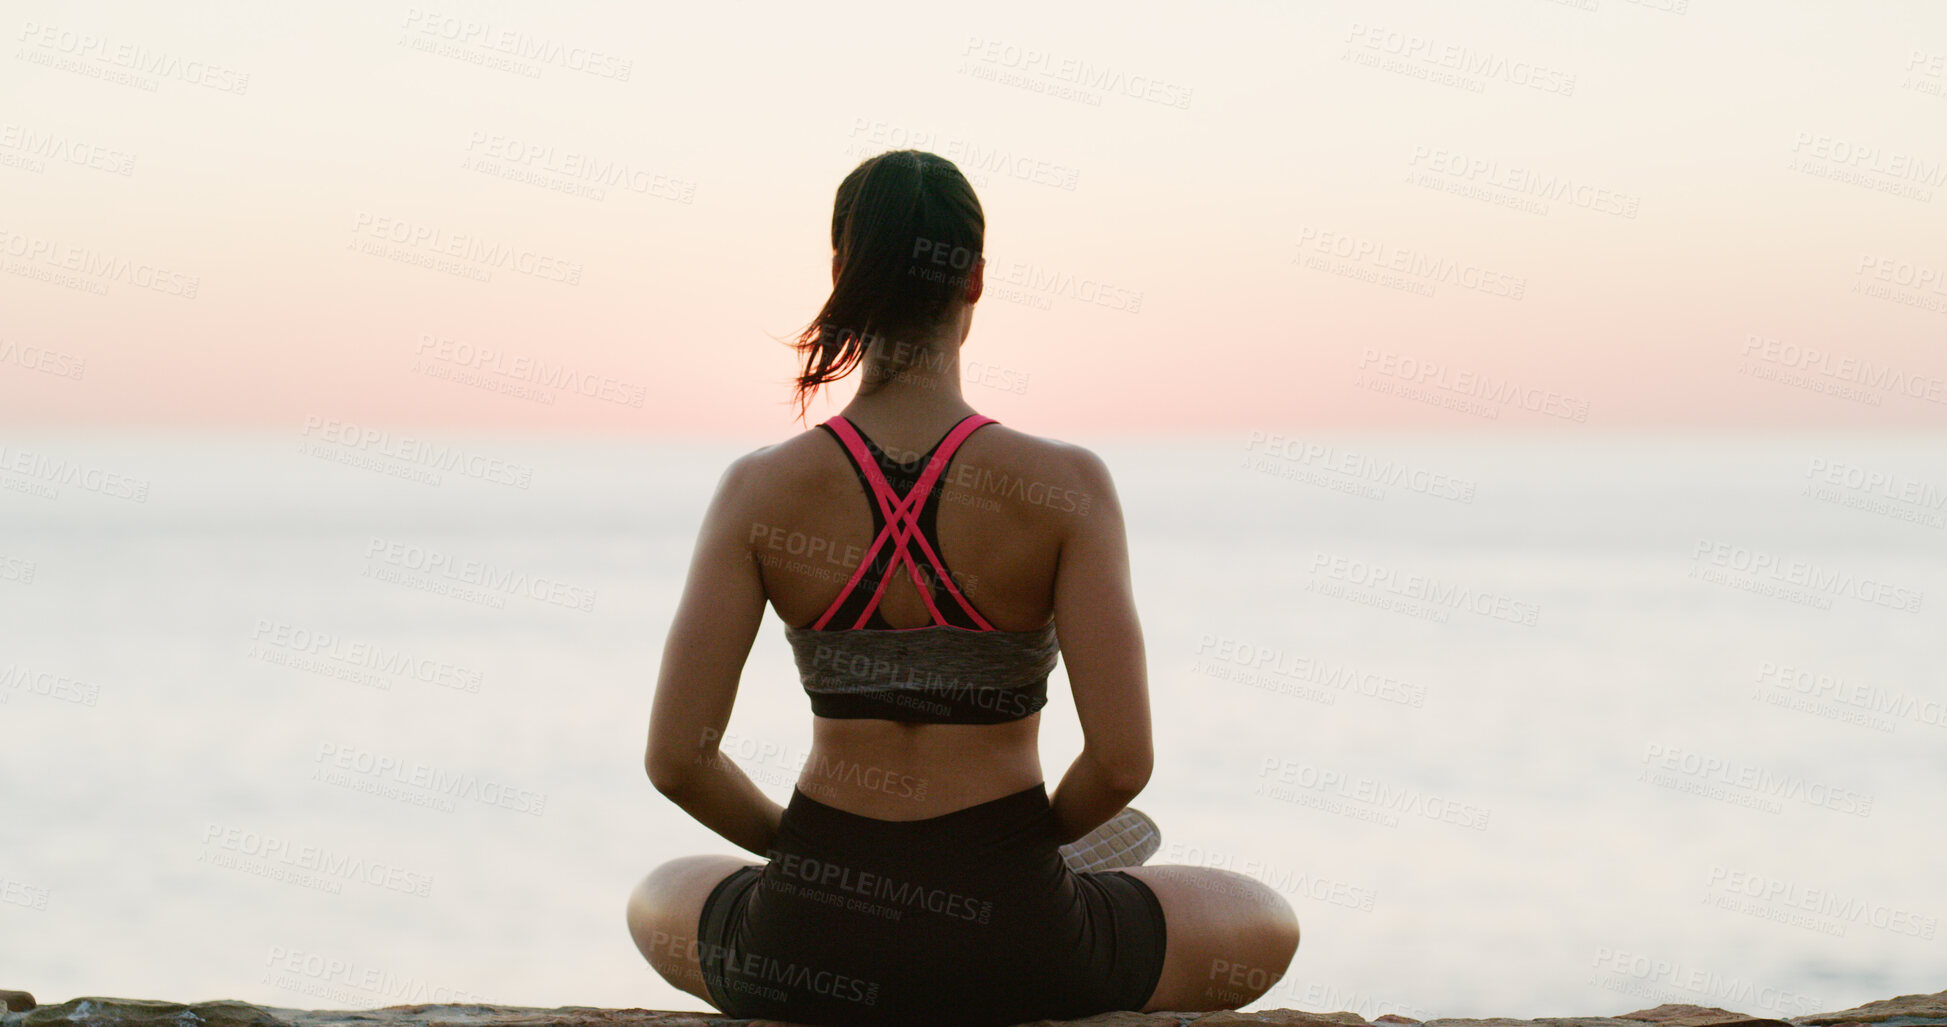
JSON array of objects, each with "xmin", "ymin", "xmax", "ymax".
[
  {"xmin": 1120, "ymin": 864, "xmax": 1301, "ymax": 1012},
  {"xmin": 628, "ymin": 857, "xmax": 1299, "ymax": 1017},
  {"xmin": 625, "ymin": 854, "xmax": 762, "ymax": 1008}
]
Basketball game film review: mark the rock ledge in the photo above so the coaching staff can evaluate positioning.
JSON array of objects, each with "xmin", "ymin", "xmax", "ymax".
[{"xmin": 0, "ymin": 989, "xmax": 1941, "ymax": 1027}]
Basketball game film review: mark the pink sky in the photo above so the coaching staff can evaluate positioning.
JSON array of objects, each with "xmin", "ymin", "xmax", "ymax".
[{"xmin": 4, "ymin": 2, "xmax": 1945, "ymax": 437}]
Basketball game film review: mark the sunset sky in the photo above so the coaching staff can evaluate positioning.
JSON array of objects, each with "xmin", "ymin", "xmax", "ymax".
[{"xmin": 4, "ymin": 0, "xmax": 1945, "ymax": 439}]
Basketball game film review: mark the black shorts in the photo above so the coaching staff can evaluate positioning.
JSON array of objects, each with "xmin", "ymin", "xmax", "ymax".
[{"xmin": 695, "ymin": 781, "xmax": 1167, "ymax": 1027}]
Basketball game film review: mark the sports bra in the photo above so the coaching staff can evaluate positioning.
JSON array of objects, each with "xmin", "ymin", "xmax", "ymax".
[{"xmin": 782, "ymin": 413, "xmax": 1060, "ymax": 724}]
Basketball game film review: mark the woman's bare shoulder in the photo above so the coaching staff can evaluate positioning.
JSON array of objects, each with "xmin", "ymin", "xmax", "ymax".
[
  {"xmin": 984, "ymin": 423, "xmax": 1113, "ymax": 479},
  {"xmin": 951, "ymin": 423, "xmax": 1116, "ymax": 523},
  {"xmin": 720, "ymin": 427, "xmax": 844, "ymax": 500}
]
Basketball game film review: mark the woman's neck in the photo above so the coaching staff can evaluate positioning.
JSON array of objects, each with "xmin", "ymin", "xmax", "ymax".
[{"xmin": 845, "ymin": 329, "xmax": 975, "ymax": 422}]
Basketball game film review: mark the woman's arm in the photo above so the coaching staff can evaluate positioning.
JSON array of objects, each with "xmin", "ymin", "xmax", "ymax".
[
  {"xmin": 645, "ymin": 454, "xmax": 785, "ymax": 858},
  {"xmin": 1046, "ymin": 446, "xmax": 1155, "ymax": 846}
]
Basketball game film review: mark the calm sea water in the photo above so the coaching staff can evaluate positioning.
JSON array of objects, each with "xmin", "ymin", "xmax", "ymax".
[{"xmin": 1, "ymin": 429, "xmax": 1941, "ymax": 1019}]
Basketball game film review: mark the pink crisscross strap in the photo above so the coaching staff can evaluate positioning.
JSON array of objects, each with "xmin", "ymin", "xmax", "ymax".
[{"xmin": 810, "ymin": 414, "xmax": 997, "ymax": 631}]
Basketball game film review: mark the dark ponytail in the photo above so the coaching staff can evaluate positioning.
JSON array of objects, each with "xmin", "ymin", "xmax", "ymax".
[{"xmin": 788, "ymin": 149, "xmax": 985, "ymax": 422}]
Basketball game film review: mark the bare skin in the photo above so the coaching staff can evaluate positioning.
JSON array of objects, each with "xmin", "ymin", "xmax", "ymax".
[{"xmin": 627, "ymin": 256, "xmax": 1299, "ymax": 1015}]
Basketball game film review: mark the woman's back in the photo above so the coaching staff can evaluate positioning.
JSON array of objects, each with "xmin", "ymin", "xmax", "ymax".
[
  {"xmin": 754, "ymin": 413, "xmax": 1072, "ymax": 633},
  {"xmin": 740, "ymin": 410, "xmax": 1102, "ymax": 820}
]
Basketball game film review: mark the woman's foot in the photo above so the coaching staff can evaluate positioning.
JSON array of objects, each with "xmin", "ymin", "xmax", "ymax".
[{"xmin": 1060, "ymin": 807, "xmax": 1162, "ymax": 872}]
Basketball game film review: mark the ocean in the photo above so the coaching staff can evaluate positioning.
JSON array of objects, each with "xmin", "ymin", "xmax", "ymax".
[{"xmin": 1, "ymin": 429, "xmax": 1941, "ymax": 1019}]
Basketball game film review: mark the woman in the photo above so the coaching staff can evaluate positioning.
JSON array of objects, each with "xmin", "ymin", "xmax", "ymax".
[{"xmin": 626, "ymin": 149, "xmax": 1299, "ymax": 1026}]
